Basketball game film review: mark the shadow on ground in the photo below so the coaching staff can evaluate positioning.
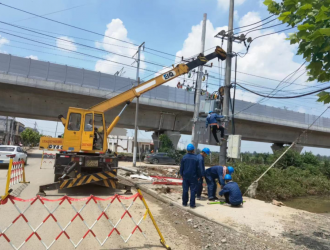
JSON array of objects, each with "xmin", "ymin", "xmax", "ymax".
[{"xmin": 283, "ymin": 231, "xmax": 330, "ymax": 250}]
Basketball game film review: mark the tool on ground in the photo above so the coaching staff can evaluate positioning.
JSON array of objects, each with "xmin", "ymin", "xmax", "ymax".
[
  {"xmin": 207, "ymin": 200, "xmax": 246, "ymax": 205},
  {"xmin": 37, "ymin": 47, "xmax": 227, "ymax": 195}
]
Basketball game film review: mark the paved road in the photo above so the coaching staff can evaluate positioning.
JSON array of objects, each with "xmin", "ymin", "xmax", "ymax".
[{"xmin": 0, "ymin": 149, "xmax": 194, "ymax": 250}]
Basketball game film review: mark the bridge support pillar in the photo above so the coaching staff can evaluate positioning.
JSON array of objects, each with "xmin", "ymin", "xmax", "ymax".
[
  {"xmin": 164, "ymin": 131, "xmax": 181, "ymax": 150},
  {"xmin": 271, "ymin": 143, "xmax": 303, "ymax": 154},
  {"xmin": 152, "ymin": 131, "xmax": 181, "ymax": 152},
  {"xmin": 271, "ymin": 143, "xmax": 284, "ymax": 153}
]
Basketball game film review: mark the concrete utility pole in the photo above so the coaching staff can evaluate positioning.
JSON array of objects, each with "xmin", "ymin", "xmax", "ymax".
[
  {"xmin": 191, "ymin": 13, "xmax": 207, "ymax": 150},
  {"xmin": 55, "ymin": 122, "xmax": 58, "ymax": 138},
  {"xmin": 10, "ymin": 117, "xmax": 15, "ymax": 145},
  {"xmin": 4, "ymin": 116, "xmax": 8, "ymax": 145},
  {"xmin": 133, "ymin": 42, "xmax": 145, "ymax": 167},
  {"xmin": 219, "ymin": 0, "xmax": 234, "ymax": 165}
]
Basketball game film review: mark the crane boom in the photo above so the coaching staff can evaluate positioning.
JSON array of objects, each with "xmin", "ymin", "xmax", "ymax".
[{"xmin": 90, "ymin": 46, "xmax": 226, "ymax": 113}]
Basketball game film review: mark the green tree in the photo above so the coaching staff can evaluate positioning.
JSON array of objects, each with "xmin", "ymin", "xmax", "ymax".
[
  {"xmin": 158, "ymin": 134, "xmax": 174, "ymax": 152},
  {"xmin": 271, "ymin": 147, "xmax": 303, "ymax": 169},
  {"xmin": 20, "ymin": 128, "xmax": 42, "ymax": 146},
  {"xmin": 264, "ymin": 0, "xmax": 330, "ymax": 103},
  {"xmin": 322, "ymin": 160, "xmax": 330, "ymax": 179},
  {"xmin": 302, "ymin": 151, "xmax": 319, "ymax": 166}
]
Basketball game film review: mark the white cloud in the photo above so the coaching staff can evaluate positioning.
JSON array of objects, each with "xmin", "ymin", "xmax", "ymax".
[
  {"xmin": 0, "ymin": 36, "xmax": 9, "ymax": 46},
  {"xmin": 218, "ymin": 0, "xmax": 246, "ymax": 10},
  {"xmin": 56, "ymin": 36, "xmax": 77, "ymax": 52},
  {"xmin": 26, "ymin": 55, "xmax": 38, "ymax": 60},
  {"xmin": 95, "ymin": 19, "xmax": 146, "ymax": 79}
]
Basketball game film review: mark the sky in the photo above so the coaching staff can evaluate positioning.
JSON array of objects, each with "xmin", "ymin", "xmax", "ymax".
[{"xmin": 1, "ymin": 0, "xmax": 330, "ymax": 155}]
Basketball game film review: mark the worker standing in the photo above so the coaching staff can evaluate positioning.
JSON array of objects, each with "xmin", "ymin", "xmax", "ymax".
[
  {"xmin": 196, "ymin": 147, "xmax": 210, "ymax": 200},
  {"xmin": 180, "ymin": 143, "xmax": 201, "ymax": 208},
  {"xmin": 219, "ymin": 174, "xmax": 243, "ymax": 207},
  {"xmin": 206, "ymin": 111, "xmax": 225, "ymax": 146},
  {"xmin": 205, "ymin": 166, "xmax": 234, "ymax": 201}
]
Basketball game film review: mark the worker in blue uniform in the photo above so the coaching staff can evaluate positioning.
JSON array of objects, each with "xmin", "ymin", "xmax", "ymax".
[
  {"xmin": 180, "ymin": 143, "xmax": 201, "ymax": 208},
  {"xmin": 205, "ymin": 166, "xmax": 234, "ymax": 201},
  {"xmin": 196, "ymin": 147, "xmax": 210, "ymax": 200},
  {"xmin": 219, "ymin": 174, "xmax": 243, "ymax": 207},
  {"xmin": 206, "ymin": 111, "xmax": 225, "ymax": 146}
]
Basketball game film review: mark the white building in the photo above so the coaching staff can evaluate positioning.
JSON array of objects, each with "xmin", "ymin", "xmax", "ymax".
[{"xmin": 107, "ymin": 128, "xmax": 153, "ymax": 154}]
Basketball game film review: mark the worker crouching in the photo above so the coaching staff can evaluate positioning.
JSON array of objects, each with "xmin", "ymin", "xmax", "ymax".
[
  {"xmin": 180, "ymin": 143, "xmax": 201, "ymax": 208},
  {"xmin": 219, "ymin": 174, "xmax": 243, "ymax": 207},
  {"xmin": 205, "ymin": 166, "xmax": 234, "ymax": 201}
]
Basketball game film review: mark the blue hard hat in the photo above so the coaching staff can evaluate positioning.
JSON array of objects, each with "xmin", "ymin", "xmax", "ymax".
[
  {"xmin": 224, "ymin": 174, "xmax": 232, "ymax": 180},
  {"xmin": 227, "ymin": 166, "xmax": 234, "ymax": 174},
  {"xmin": 202, "ymin": 148, "xmax": 210, "ymax": 155},
  {"xmin": 209, "ymin": 111, "xmax": 213, "ymax": 114},
  {"xmin": 187, "ymin": 143, "xmax": 195, "ymax": 151}
]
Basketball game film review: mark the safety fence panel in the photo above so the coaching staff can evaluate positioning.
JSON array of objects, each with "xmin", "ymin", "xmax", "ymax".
[
  {"xmin": 1, "ymin": 159, "xmax": 29, "ymax": 201},
  {"xmin": 40, "ymin": 153, "xmax": 56, "ymax": 169},
  {"xmin": 0, "ymin": 191, "xmax": 170, "ymax": 250},
  {"xmin": 9, "ymin": 161, "xmax": 24, "ymax": 187}
]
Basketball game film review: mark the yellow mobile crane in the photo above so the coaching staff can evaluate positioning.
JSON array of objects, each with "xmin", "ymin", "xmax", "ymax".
[{"xmin": 38, "ymin": 46, "xmax": 226, "ymax": 195}]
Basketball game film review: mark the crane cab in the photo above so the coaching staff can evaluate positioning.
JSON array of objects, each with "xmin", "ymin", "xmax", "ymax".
[{"xmin": 61, "ymin": 108, "xmax": 107, "ymax": 154}]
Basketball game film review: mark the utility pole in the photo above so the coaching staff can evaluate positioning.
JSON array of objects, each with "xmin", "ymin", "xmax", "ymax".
[
  {"xmin": 133, "ymin": 42, "xmax": 145, "ymax": 167},
  {"xmin": 10, "ymin": 117, "xmax": 15, "ymax": 145},
  {"xmin": 219, "ymin": 0, "xmax": 234, "ymax": 165},
  {"xmin": 55, "ymin": 122, "xmax": 58, "ymax": 138},
  {"xmin": 191, "ymin": 13, "xmax": 207, "ymax": 150},
  {"xmin": 4, "ymin": 116, "xmax": 8, "ymax": 145}
]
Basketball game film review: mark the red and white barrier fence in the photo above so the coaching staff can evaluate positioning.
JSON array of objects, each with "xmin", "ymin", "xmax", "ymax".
[
  {"xmin": 9, "ymin": 161, "xmax": 24, "ymax": 187},
  {"xmin": 40, "ymin": 152, "xmax": 56, "ymax": 169},
  {"xmin": 0, "ymin": 190, "xmax": 170, "ymax": 250}
]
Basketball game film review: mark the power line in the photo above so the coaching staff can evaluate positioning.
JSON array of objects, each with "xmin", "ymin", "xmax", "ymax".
[
  {"xmin": 252, "ymin": 27, "xmax": 296, "ymax": 42},
  {"xmin": 236, "ymin": 83, "xmax": 330, "ymax": 99},
  {"xmin": 0, "ymin": 3, "xmax": 181, "ymax": 59},
  {"xmin": 227, "ymin": 15, "xmax": 275, "ymax": 32},
  {"xmin": 234, "ymin": 17, "xmax": 280, "ymax": 35},
  {"xmin": 244, "ymin": 23, "xmax": 284, "ymax": 36},
  {"xmin": 144, "ymin": 47, "xmax": 180, "ymax": 59},
  {"xmin": 0, "ymin": 3, "xmax": 139, "ymax": 46},
  {"xmin": 0, "ymin": 25, "xmax": 138, "ymax": 51},
  {"xmin": 13, "ymin": 3, "xmax": 89, "ymax": 23},
  {"xmin": 0, "ymin": 21, "xmax": 170, "ymax": 69},
  {"xmin": 231, "ymin": 62, "xmax": 307, "ymax": 115}
]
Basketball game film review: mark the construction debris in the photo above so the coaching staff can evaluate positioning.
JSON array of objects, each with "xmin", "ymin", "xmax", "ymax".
[
  {"xmin": 130, "ymin": 174, "xmax": 153, "ymax": 181},
  {"xmin": 151, "ymin": 176, "xmax": 183, "ymax": 185}
]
